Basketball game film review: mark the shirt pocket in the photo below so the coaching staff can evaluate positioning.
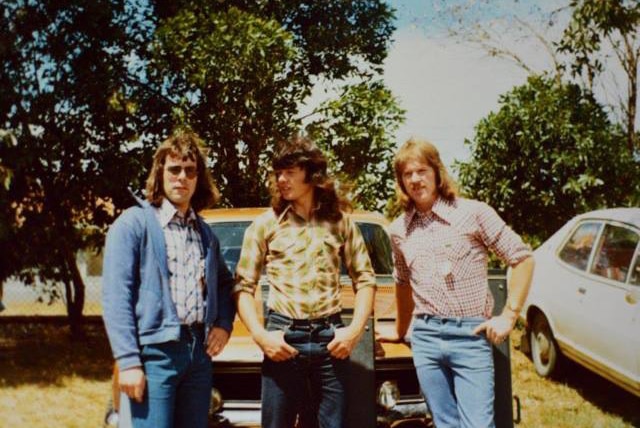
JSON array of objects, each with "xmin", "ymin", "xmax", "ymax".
[
  {"xmin": 445, "ymin": 237, "xmax": 473, "ymax": 261},
  {"xmin": 318, "ymin": 234, "xmax": 343, "ymax": 273},
  {"xmin": 443, "ymin": 235, "xmax": 484, "ymax": 278},
  {"xmin": 269, "ymin": 233, "xmax": 297, "ymax": 255}
]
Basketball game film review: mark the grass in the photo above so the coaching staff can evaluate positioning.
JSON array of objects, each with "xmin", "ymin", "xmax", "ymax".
[
  {"xmin": 510, "ymin": 328, "xmax": 639, "ymax": 428},
  {"xmin": 0, "ymin": 322, "xmax": 113, "ymax": 428},
  {"xmin": 0, "ymin": 322, "xmax": 638, "ymax": 427}
]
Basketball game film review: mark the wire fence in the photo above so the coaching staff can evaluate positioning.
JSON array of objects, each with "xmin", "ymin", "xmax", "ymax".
[{"xmin": 0, "ymin": 250, "xmax": 104, "ymax": 317}]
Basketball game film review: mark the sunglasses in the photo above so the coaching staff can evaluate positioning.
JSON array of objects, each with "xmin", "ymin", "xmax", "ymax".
[{"xmin": 166, "ymin": 165, "xmax": 198, "ymax": 179}]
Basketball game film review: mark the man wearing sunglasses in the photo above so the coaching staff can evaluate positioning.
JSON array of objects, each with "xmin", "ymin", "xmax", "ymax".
[{"xmin": 102, "ymin": 131, "xmax": 235, "ymax": 428}]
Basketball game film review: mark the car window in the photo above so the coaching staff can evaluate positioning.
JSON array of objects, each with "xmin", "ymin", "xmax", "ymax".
[
  {"xmin": 629, "ymin": 253, "xmax": 640, "ymax": 286},
  {"xmin": 209, "ymin": 220, "xmax": 393, "ymax": 276},
  {"xmin": 351, "ymin": 222, "xmax": 393, "ymax": 275},
  {"xmin": 558, "ymin": 221, "xmax": 602, "ymax": 271},
  {"xmin": 210, "ymin": 221, "xmax": 252, "ymax": 275},
  {"xmin": 590, "ymin": 224, "xmax": 640, "ymax": 283}
]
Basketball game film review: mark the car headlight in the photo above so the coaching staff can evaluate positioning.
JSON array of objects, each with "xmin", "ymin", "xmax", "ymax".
[
  {"xmin": 377, "ymin": 380, "xmax": 400, "ymax": 410},
  {"xmin": 210, "ymin": 388, "xmax": 223, "ymax": 414}
]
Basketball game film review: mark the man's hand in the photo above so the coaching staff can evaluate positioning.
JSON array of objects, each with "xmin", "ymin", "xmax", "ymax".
[
  {"xmin": 206, "ymin": 327, "xmax": 230, "ymax": 357},
  {"xmin": 327, "ymin": 326, "xmax": 361, "ymax": 359},
  {"xmin": 119, "ymin": 367, "xmax": 146, "ymax": 403},
  {"xmin": 255, "ymin": 330, "xmax": 298, "ymax": 362},
  {"xmin": 472, "ymin": 311, "xmax": 517, "ymax": 345}
]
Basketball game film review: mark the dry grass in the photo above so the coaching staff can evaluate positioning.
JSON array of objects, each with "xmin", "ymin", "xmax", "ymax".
[
  {"xmin": 0, "ymin": 322, "xmax": 638, "ymax": 427},
  {"xmin": 510, "ymin": 328, "xmax": 639, "ymax": 428},
  {"xmin": 0, "ymin": 322, "xmax": 113, "ymax": 428}
]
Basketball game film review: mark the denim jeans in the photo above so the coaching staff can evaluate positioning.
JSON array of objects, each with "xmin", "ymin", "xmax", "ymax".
[
  {"xmin": 118, "ymin": 324, "xmax": 212, "ymax": 428},
  {"xmin": 261, "ymin": 311, "xmax": 350, "ymax": 428},
  {"xmin": 411, "ymin": 315, "xmax": 495, "ymax": 428}
]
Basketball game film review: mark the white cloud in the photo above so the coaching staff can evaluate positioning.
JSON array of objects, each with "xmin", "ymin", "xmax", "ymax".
[{"xmin": 383, "ymin": 28, "xmax": 530, "ymax": 169}]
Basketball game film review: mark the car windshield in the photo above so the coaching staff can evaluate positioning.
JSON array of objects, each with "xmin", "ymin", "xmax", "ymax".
[{"xmin": 209, "ymin": 220, "xmax": 393, "ymax": 276}]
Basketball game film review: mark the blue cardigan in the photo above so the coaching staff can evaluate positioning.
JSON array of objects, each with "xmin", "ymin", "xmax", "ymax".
[{"xmin": 102, "ymin": 201, "xmax": 236, "ymax": 370}]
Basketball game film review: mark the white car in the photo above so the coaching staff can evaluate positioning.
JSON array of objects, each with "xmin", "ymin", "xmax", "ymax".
[{"xmin": 521, "ymin": 208, "xmax": 640, "ymax": 397}]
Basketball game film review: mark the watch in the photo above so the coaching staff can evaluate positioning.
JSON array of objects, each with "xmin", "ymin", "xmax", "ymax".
[{"xmin": 506, "ymin": 300, "xmax": 522, "ymax": 314}]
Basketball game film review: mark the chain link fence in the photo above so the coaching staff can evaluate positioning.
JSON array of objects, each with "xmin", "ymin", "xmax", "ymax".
[{"xmin": 0, "ymin": 250, "xmax": 104, "ymax": 317}]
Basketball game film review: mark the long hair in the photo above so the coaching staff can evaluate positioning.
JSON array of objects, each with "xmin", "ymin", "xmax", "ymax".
[
  {"xmin": 269, "ymin": 135, "xmax": 351, "ymax": 222},
  {"xmin": 393, "ymin": 137, "xmax": 458, "ymax": 211},
  {"xmin": 145, "ymin": 131, "xmax": 220, "ymax": 212}
]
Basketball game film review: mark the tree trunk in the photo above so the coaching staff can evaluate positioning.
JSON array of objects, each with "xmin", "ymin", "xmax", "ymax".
[
  {"xmin": 622, "ymin": 34, "xmax": 638, "ymax": 152},
  {"xmin": 62, "ymin": 244, "xmax": 86, "ymax": 340}
]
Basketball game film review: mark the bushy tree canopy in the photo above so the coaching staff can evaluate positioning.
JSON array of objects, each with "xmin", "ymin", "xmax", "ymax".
[{"xmin": 456, "ymin": 75, "xmax": 637, "ymax": 243}]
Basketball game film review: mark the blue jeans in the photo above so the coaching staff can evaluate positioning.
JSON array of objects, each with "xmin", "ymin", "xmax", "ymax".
[
  {"xmin": 118, "ymin": 324, "xmax": 212, "ymax": 428},
  {"xmin": 261, "ymin": 311, "xmax": 350, "ymax": 428},
  {"xmin": 411, "ymin": 315, "xmax": 495, "ymax": 428}
]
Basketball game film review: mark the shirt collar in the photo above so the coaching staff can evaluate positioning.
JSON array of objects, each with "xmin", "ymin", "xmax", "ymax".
[
  {"xmin": 405, "ymin": 196, "xmax": 456, "ymax": 227},
  {"xmin": 276, "ymin": 204, "xmax": 293, "ymax": 224},
  {"xmin": 157, "ymin": 198, "xmax": 196, "ymax": 228},
  {"xmin": 277, "ymin": 203, "xmax": 320, "ymax": 225}
]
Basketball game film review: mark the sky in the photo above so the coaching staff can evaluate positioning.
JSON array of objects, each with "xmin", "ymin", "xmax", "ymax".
[{"xmin": 382, "ymin": 0, "xmax": 564, "ymax": 170}]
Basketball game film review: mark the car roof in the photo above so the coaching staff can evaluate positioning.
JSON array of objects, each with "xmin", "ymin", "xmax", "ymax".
[
  {"xmin": 574, "ymin": 207, "xmax": 640, "ymax": 227},
  {"xmin": 200, "ymin": 207, "xmax": 389, "ymax": 225}
]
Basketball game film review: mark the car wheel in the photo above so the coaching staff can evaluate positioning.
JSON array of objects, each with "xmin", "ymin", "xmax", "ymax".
[{"xmin": 530, "ymin": 313, "xmax": 560, "ymax": 377}]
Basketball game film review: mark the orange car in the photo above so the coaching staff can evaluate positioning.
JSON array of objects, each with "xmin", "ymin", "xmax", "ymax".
[
  {"xmin": 203, "ymin": 208, "xmax": 430, "ymax": 428},
  {"xmin": 105, "ymin": 207, "xmax": 431, "ymax": 428}
]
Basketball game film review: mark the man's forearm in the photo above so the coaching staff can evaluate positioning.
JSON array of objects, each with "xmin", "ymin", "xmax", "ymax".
[
  {"xmin": 234, "ymin": 291, "xmax": 267, "ymax": 341},
  {"xmin": 349, "ymin": 286, "xmax": 375, "ymax": 334},
  {"xmin": 395, "ymin": 284, "xmax": 414, "ymax": 338},
  {"xmin": 503, "ymin": 256, "xmax": 535, "ymax": 318}
]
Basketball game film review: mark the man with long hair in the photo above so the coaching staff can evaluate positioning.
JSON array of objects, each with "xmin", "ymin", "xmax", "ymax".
[
  {"xmin": 380, "ymin": 137, "xmax": 534, "ymax": 428},
  {"xmin": 102, "ymin": 131, "xmax": 235, "ymax": 428},
  {"xmin": 234, "ymin": 135, "xmax": 376, "ymax": 428}
]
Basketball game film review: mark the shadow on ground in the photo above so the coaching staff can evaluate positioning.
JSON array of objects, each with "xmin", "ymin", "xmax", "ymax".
[{"xmin": 0, "ymin": 321, "xmax": 112, "ymax": 387}]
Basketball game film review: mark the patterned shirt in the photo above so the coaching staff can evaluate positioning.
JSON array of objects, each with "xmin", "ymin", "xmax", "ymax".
[
  {"xmin": 156, "ymin": 199, "xmax": 205, "ymax": 325},
  {"xmin": 234, "ymin": 206, "xmax": 376, "ymax": 319},
  {"xmin": 388, "ymin": 197, "xmax": 531, "ymax": 318}
]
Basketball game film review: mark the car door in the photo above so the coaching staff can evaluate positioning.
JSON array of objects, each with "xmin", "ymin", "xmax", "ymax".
[
  {"xmin": 628, "ymin": 251, "xmax": 640, "ymax": 389},
  {"xmin": 575, "ymin": 222, "xmax": 640, "ymax": 387},
  {"xmin": 549, "ymin": 220, "xmax": 603, "ymax": 344}
]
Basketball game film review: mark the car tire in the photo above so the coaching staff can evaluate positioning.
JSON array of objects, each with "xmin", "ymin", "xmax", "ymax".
[{"xmin": 530, "ymin": 313, "xmax": 560, "ymax": 378}]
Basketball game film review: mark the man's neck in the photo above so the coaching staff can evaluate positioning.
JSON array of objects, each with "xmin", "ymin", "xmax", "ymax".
[
  {"xmin": 291, "ymin": 195, "xmax": 314, "ymax": 221},
  {"xmin": 170, "ymin": 200, "xmax": 190, "ymax": 217},
  {"xmin": 414, "ymin": 196, "xmax": 437, "ymax": 214}
]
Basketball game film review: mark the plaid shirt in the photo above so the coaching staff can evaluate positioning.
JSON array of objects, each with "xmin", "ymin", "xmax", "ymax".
[
  {"xmin": 234, "ymin": 206, "xmax": 376, "ymax": 319},
  {"xmin": 388, "ymin": 197, "xmax": 531, "ymax": 318},
  {"xmin": 156, "ymin": 199, "xmax": 205, "ymax": 325}
]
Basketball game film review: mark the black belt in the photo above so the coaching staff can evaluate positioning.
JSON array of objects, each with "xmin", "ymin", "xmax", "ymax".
[
  {"xmin": 180, "ymin": 323, "xmax": 205, "ymax": 336},
  {"xmin": 269, "ymin": 310, "xmax": 342, "ymax": 327}
]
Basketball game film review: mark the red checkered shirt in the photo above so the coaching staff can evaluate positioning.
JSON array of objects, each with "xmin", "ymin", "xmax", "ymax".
[{"xmin": 388, "ymin": 197, "xmax": 531, "ymax": 318}]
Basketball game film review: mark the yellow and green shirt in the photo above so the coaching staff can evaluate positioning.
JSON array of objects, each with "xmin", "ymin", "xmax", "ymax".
[{"xmin": 234, "ymin": 206, "xmax": 376, "ymax": 319}]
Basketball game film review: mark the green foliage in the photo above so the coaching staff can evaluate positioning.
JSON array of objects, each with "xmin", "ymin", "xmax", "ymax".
[
  {"xmin": 142, "ymin": 0, "xmax": 399, "ymax": 207},
  {"xmin": 0, "ymin": 0, "xmax": 402, "ymax": 322},
  {"xmin": 306, "ymin": 80, "xmax": 405, "ymax": 211},
  {"xmin": 456, "ymin": 75, "xmax": 638, "ymax": 243},
  {"xmin": 0, "ymin": 0, "xmax": 148, "ymax": 325},
  {"xmin": 557, "ymin": 0, "xmax": 640, "ymax": 151}
]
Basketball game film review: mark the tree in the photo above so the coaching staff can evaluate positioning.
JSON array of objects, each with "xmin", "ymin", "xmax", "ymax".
[
  {"xmin": 456, "ymin": 75, "xmax": 637, "ymax": 242},
  {"xmin": 142, "ymin": 0, "xmax": 399, "ymax": 207},
  {"xmin": 0, "ymin": 0, "xmax": 146, "ymax": 334},
  {"xmin": 0, "ymin": 0, "xmax": 402, "ymax": 326},
  {"xmin": 434, "ymin": 0, "xmax": 640, "ymax": 154},
  {"xmin": 306, "ymin": 80, "xmax": 405, "ymax": 211},
  {"xmin": 557, "ymin": 0, "xmax": 640, "ymax": 151}
]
